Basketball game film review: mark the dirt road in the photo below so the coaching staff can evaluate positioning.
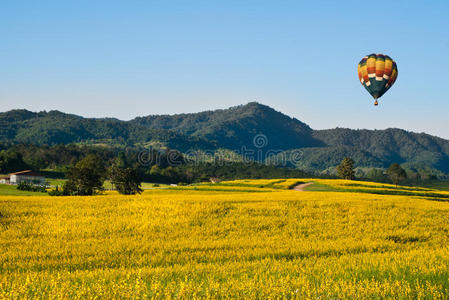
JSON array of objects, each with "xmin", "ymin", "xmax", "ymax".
[{"xmin": 291, "ymin": 182, "xmax": 313, "ymax": 191}]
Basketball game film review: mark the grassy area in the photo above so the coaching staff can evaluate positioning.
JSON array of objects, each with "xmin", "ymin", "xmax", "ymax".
[
  {"xmin": 0, "ymin": 181, "xmax": 163, "ymax": 196},
  {"xmin": 419, "ymin": 180, "xmax": 449, "ymax": 191},
  {"xmin": 141, "ymin": 182, "xmax": 167, "ymax": 189},
  {"xmin": 1, "ymin": 180, "xmax": 448, "ymax": 298},
  {"xmin": 309, "ymin": 179, "xmax": 449, "ymax": 202},
  {"xmin": 302, "ymin": 182, "xmax": 337, "ymax": 191},
  {"xmin": 47, "ymin": 178, "xmax": 66, "ymax": 187},
  {"xmin": 45, "ymin": 178, "xmax": 164, "ymax": 190},
  {"xmin": 0, "ymin": 184, "xmax": 46, "ymax": 196},
  {"xmin": 103, "ymin": 180, "xmax": 167, "ymax": 190}
]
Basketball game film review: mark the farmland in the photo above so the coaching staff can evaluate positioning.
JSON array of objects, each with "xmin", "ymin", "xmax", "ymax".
[{"xmin": 1, "ymin": 179, "xmax": 449, "ymax": 298}]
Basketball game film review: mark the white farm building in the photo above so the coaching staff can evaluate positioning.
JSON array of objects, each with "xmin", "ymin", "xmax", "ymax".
[{"xmin": 0, "ymin": 170, "xmax": 46, "ymax": 185}]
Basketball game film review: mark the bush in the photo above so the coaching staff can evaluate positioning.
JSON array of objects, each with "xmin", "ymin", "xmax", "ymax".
[
  {"xmin": 17, "ymin": 181, "xmax": 46, "ymax": 193},
  {"xmin": 48, "ymin": 187, "xmax": 64, "ymax": 196},
  {"xmin": 48, "ymin": 181, "xmax": 77, "ymax": 196}
]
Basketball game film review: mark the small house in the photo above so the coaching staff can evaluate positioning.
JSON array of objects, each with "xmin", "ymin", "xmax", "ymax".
[
  {"xmin": 8, "ymin": 170, "xmax": 46, "ymax": 185},
  {"xmin": 0, "ymin": 176, "xmax": 10, "ymax": 184}
]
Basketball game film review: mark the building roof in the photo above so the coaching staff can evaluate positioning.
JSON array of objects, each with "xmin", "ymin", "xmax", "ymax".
[
  {"xmin": 0, "ymin": 175, "xmax": 10, "ymax": 180},
  {"xmin": 8, "ymin": 170, "xmax": 44, "ymax": 177}
]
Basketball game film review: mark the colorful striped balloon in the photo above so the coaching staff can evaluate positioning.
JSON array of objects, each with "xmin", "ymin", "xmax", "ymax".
[{"xmin": 357, "ymin": 54, "xmax": 398, "ymax": 106}]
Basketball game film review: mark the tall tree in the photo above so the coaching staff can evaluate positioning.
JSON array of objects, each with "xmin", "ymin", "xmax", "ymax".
[
  {"xmin": 66, "ymin": 154, "xmax": 106, "ymax": 195},
  {"xmin": 387, "ymin": 163, "xmax": 407, "ymax": 186},
  {"xmin": 336, "ymin": 157, "xmax": 355, "ymax": 180},
  {"xmin": 109, "ymin": 165, "xmax": 142, "ymax": 195}
]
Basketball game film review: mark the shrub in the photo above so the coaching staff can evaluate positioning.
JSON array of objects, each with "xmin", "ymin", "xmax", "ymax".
[
  {"xmin": 17, "ymin": 181, "xmax": 46, "ymax": 193},
  {"xmin": 48, "ymin": 181, "xmax": 77, "ymax": 196}
]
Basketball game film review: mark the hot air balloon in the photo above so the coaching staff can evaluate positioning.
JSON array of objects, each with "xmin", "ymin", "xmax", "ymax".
[{"xmin": 357, "ymin": 54, "xmax": 398, "ymax": 106}]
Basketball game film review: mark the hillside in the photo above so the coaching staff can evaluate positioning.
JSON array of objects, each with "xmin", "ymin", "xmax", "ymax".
[
  {"xmin": 1, "ymin": 103, "xmax": 449, "ymax": 173},
  {"xmin": 311, "ymin": 128, "xmax": 449, "ymax": 173},
  {"xmin": 130, "ymin": 102, "xmax": 323, "ymax": 150},
  {"xmin": 0, "ymin": 109, "xmax": 215, "ymax": 152}
]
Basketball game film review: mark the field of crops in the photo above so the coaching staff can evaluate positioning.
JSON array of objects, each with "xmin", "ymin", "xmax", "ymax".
[{"xmin": 1, "ymin": 179, "xmax": 449, "ymax": 298}]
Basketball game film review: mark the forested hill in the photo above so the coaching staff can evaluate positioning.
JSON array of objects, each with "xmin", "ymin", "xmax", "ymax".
[
  {"xmin": 130, "ymin": 102, "xmax": 323, "ymax": 150},
  {"xmin": 276, "ymin": 128, "xmax": 449, "ymax": 173},
  {"xmin": 1, "ymin": 102, "xmax": 449, "ymax": 173},
  {"xmin": 0, "ymin": 109, "xmax": 215, "ymax": 152}
]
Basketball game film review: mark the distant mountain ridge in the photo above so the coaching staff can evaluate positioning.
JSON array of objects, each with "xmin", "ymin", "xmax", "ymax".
[
  {"xmin": 130, "ymin": 102, "xmax": 323, "ymax": 151},
  {"xmin": 1, "ymin": 102, "xmax": 449, "ymax": 173},
  {"xmin": 0, "ymin": 109, "xmax": 215, "ymax": 151}
]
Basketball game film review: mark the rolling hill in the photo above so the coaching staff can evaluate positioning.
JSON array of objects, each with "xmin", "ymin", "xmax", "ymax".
[{"xmin": 1, "ymin": 102, "xmax": 449, "ymax": 173}]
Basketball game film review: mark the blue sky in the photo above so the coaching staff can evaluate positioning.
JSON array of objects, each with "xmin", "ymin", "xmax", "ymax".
[{"xmin": 1, "ymin": 1, "xmax": 449, "ymax": 138}]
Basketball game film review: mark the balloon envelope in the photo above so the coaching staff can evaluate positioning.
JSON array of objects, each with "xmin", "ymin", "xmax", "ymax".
[{"xmin": 357, "ymin": 54, "xmax": 398, "ymax": 102}]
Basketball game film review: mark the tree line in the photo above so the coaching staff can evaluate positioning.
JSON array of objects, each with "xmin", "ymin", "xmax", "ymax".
[
  {"xmin": 0, "ymin": 143, "xmax": 445, "ymax": 196},
  {"xmin": 337, "ymin": 157, "xmax": 422, "ymax": 186}
]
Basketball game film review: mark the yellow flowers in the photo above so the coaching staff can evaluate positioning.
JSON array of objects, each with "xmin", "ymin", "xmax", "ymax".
[{"xmin": 1, "ymin": 180, "xmax": 449, "ymax": 298}]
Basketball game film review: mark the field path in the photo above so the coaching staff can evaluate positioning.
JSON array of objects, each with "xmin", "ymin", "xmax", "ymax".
[{"xmin": 292, "ymin": 182, "xmax": 314, "ymax": 191}]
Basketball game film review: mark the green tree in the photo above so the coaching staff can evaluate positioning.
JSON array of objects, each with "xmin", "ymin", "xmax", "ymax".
[
  {"xmin": 115, "ymin": 152, "xmax": 128, "ymax": 168},
  {"xmin": 0, "ymin": 150, "xmax": 28, "ymax": 173},
  {"xmin": 66, "ymin": 154, "xmax": 106, "ymax": 195},
  {"xmin": 336, "ymin": 157, "xmax": 355, "ymax": 180},
  {"xmin": 387, "ymin": 163, "xmax": 407, "ymax": 186},
  {"xmin": 367, "ymin": 168, "xmax": 386, "ymax": 182},
  {"xmin": 109, "ymin": 165, "xmax": 142, "ymax": 195}
]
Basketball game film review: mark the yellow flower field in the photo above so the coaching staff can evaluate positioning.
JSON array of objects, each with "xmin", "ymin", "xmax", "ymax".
[{"xmin": 1, "ymin": 179, "xmax": 449, "ymax": 298}]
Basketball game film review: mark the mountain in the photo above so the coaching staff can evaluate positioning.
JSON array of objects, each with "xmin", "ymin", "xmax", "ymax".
[
  {"xmin": 312, "ymin": 128, "xmax": 449, "ymax": 173},
  {"xmin": 0, "ymin": 109, "xmax": 215, "ymax": 152},
  {"xmin": 130, "ymin": 102, "xmax": 323, "ymax": 151},
  {"xmin": 1, "ymin": 103, "xmax": 449, "ymax": 174}
]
